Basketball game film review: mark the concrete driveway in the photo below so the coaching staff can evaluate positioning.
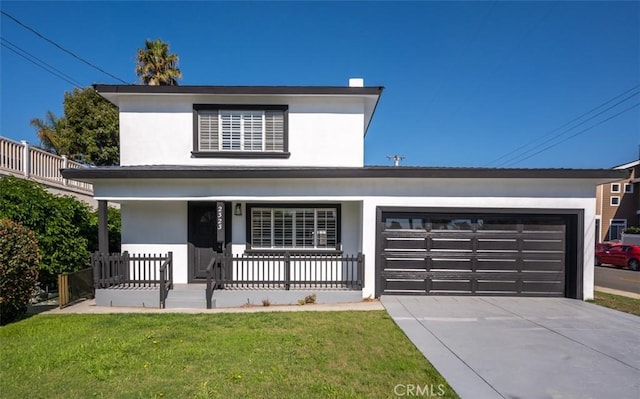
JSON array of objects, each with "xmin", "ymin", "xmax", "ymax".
[{"xmin": 382, "ymin": 296, "xmax": 640, "ymax": 399}]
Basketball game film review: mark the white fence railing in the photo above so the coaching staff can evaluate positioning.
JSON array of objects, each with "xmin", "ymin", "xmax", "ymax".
[{"xmin": 0, "ymin": 136, "xmax": 93, "ymax": 193}]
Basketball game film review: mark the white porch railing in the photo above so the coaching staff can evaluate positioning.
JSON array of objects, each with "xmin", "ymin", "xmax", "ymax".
[{"xmin": 0, "ymin": 136, "xmax": 93, "ymax": 193}]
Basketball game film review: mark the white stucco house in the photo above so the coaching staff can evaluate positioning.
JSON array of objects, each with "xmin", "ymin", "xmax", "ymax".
[{"xmin": 63, "ymin": 79, "xmax": 627, "ymax": 308}]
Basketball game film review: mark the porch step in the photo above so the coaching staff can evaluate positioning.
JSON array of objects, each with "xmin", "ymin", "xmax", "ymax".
[
  {"xmin": 165, "ymin": 285, "xmax": 211, "ymax": 309},
  {"xmin": 95, "ymin": 288, "xmax": 160, "ymax": 308}
]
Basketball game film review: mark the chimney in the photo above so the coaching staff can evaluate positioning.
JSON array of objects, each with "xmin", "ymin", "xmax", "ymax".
[{"xmin": 349, "ymin": 78, "xmax": 364, "ymax": 87}]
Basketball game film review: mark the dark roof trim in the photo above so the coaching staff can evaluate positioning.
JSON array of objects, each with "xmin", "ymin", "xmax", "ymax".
[
  {"xmin": 93, "ymin": 84, "xmax": 384, "ymax": 96},
  {"xmin": 61, "ymin": 165, "xmax": 629, "ymax": 181}
]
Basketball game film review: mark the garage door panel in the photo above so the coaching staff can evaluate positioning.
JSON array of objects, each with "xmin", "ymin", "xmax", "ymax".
[
  {"xmin": 431, "ymin": 259, "xmax": 473, "ymax": 271},
  {"xmin": 430, "ymin": 279, "xmax": 472, "ymax": 293},
  {"xmin": 522, "ymin": 281, "xmax": 564, "ymax": 295},
  {"xmin": 476, "ymin": 259, "xmax": 518, "ymax": 271},
  {"xmin": 522, "ymin": 259, "xmax": 564, "ymax": 271},
  {"xmin": 431, "ymin": 238, "xmax": 473, "ymax": 251},
  {"xmin": 383, "ymin": 258, "xmax": 427, "ymax": 271},
  {"xmin": 384, "ymin": 237, "xmax": 427, "ymax": 250},
  {"xmin": 384, "ymin": 279, "xmax": 426, "ymax": 293},
  {"xmin": 378, "ymin": 212, "xmax": 569, "ymax": 297},
  {"xmin": 477, "ymin": 239, "xmax": 518, "ymax": 251},
  {"xmin": 476, "ymin": 280, "xmax": 518, "ymax": 293},
  {"xmin": 522, "ymin": 239, "xmax": 564, "ymax": 251}
]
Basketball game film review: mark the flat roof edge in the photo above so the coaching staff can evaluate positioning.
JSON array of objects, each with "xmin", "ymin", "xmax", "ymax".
[
  {"xmin": 93, "ymin": 84, "xmax": 384, "ymax": 96},
  {"xmin": 61, "ymin": 166, "xmax": 629, "ymax": 181}
]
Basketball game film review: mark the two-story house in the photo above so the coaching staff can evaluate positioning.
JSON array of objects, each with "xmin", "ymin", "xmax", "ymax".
[
  {"xmin": 595, "ymin": 160, "xmax": 639, "ymax": 242},
  {"xmin": 63, "ymin": 79, "xmax": 627, "ymax": 307}
]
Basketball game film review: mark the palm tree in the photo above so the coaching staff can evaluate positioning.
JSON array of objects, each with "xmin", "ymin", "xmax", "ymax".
[
  {"xmin": 135, "ymin": 39, "xmax": 182, "ymax": 86},
  {"xmin": 30, "ymin": 111, "xmax": 64, "ymax": 153}
]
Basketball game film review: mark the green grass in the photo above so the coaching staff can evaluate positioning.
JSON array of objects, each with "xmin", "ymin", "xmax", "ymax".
[
  {"xmin": 0, "ymin": 311, "xmax": 458, "ymax": 398},
  {"xmin": 589, "ymin": 291, "xmax": 640, "ymax": 316}
]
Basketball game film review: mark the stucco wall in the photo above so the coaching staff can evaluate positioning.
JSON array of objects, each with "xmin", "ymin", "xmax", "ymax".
[
  {"xmin": 120, "ymin": 201, "xmax": 189, "ymax": 284},
  {"xmin": 118, "ymin": 96, "xmax": 365, "ymax": 167},
  {"xmin": 112, "ymin": 177, "xmax": 598, "ymax": 299}
]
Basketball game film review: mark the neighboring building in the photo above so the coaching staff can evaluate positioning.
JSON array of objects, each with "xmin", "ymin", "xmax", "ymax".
[
  {"xmin": 595, "ymin": 160, "xmax": 639, "ymax": 242},
  {"xmin": 63, "ymin": 79, "xmax": 627, "ymax": 305}
]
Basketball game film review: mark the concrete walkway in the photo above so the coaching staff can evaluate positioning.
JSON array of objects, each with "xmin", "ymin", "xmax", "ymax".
[
  {"xmin": 382, "ymin": 296, "xmax": 640, "ymax": 399},
  {"xmin": 33, "ymin": 298, "xmax": 384, "ymax": 314}
]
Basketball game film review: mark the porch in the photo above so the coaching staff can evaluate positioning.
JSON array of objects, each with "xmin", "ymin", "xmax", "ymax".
[{"xmin": 92, "ymin": 250, "xmax": 364, "ymax": 309}]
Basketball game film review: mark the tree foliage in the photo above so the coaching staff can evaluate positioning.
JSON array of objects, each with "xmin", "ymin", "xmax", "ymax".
[
  {"xmin": 0, "ymin": 219, "xmax": 41, "ymax": 325},
  {"xmin": 0, "ymin": 177, "xmax": 121, "ymax": 287},
  {"xmin": 30, "ymin": 87, "xmax": 119, "ymax": 166},
  {"xmin": 136, "ymin": 38, "xmax": 182, "ymax": 85},
  {"xmin": 29, "ymin": 110, "xmax": 64, "ymax": 154}
]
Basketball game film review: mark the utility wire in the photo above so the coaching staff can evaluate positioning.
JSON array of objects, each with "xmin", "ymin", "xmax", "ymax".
[
  {"xmin": 485, "ymin": 84, "xmax": 640, "ymax": 167},
  {"xmin": 503, "ymin": 101, "xmax": 640, "ymax": 166},
  {"xmin": 1, "ymin": 37, "xmax": 83, "ymax": 88},
  {"xmin": 496, "ymin": 88, "xmax": 640, "ymax": 167},
  {"xmin": 1, "ymin": 10, "xmax": 128, "ymax": 84}
]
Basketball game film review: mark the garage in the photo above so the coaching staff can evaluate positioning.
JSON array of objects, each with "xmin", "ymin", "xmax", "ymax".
[{"xmin": 376, "ymin": 208, "xmax": 582, "ymax": 298}]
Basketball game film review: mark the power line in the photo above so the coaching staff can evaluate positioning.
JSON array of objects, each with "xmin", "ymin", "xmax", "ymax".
[
  {"xmin": 1, "ymin": 37, "xmax": 83, "ymax": 88},
  {"xmin": 496, "ymin": 88, "xmax": 640, "ymax": 167},
  {"xmin": 484, "ymin": 84, "xmax": 640, "ymax": 167},
  {"xmin": 504, "ymin": 101, "xmax": 640, "ymax": 166},
  {"xmin": 1, "ymin": 10, "xmax": 129, "ymax": 84}
]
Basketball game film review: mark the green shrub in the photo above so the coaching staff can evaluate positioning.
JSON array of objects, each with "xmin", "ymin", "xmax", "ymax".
[
  {"xmin": 0, "ymin": 219, "xmax": 41, "ymax": 325},
  {"xmin": 623, "ymin": 226, "xmax": 640, "ymax": 234},
  {"xmin": 0, "ymin": 177, "xmax": 113, "ymax": 287}
]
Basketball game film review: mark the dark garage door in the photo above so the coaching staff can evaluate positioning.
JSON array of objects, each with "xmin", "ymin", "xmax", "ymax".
[{"xmin": 377, "ymin": 211, "xmax": 570, "ymax": 297}]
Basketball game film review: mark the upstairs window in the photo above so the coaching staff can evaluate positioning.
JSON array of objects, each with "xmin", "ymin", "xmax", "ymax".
[
  {"xmin": 193, "ymin": 105, "xmax": 288, "ymax": 158},
  {"xmin": 610, "ymin": 183, "xmax": 620, "ymax": 193}
]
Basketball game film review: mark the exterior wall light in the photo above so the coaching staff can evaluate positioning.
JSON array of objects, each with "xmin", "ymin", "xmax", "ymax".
[{"xmin": 234, "ymin": 203, "xmax": 242, "ymax": 216}]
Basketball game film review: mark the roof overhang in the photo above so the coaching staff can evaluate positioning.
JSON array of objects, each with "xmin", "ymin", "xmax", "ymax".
[
  {"xmin": 614, "ymin": 159, "xmax": 640, "ymax": 170},
  {"xmin": 62, "ymin": 165, "xmax": 629, "ymax": 183},
  {"xmin": 93, "ymin": 84, "xmax": 384, "ymax": 136}
]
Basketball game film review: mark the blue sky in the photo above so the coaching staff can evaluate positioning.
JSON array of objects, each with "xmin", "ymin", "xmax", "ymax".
[{"xmin": 1, "ymin": 1, "xmax": 638, "ymax": 168}]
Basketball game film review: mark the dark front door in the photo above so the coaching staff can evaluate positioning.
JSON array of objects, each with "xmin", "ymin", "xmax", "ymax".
[{"xmin": 188, "ymin": 202, "xmax": 230, "ymax": 281}]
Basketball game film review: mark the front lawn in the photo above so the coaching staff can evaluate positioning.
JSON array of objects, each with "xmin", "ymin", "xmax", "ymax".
[
  {"xmin": 590, "ymin": 291, "xmax": 640, "ymax": 316},
  {"xmin": 0, "ymin": 311, "xmax": 457, "ymax": 398}
]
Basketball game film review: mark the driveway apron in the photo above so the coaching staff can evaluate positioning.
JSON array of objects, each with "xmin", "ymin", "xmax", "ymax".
[{"xmin": 382, "ymin": 296, "xmax": 640, "ymax": 399}]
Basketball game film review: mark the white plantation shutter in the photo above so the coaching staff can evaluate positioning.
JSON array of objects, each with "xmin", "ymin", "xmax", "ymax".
[
  {"xmin": 243, "ymin": 111, "xmax": 263, "ymax": 151},
  {"xmin": 198, "ymin": 110, "xmax": 218, "ymax": 151},
  {"xmin": 251, "ymin": 207, "xmax": 337, "ymax": 249},
  {"xmin": 265, "ymin": 111, "xmax": 284, "ymax": 151},
  {"xmin": 316, "ymin": 209, "xmax": 337, "ymax": 248},
  {"xmin": 221, "ymin": 112, "xmax": 242, "ymax": 150},
  {"xmin": 197, "ymin": 108, "xmax": 285, "ymax": 153}
]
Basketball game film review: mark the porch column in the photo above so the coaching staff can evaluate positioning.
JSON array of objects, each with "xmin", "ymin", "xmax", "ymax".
[{"xmin": 98, "ymin": 200, "xmax": 109, "ymax": 254}]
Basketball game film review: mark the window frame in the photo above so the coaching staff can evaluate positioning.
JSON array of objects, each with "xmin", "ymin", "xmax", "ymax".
[
  {"xmin": 610, "ymin": 196, "xmax": 620, "ymax": 206},
  {"xmin": 610, "ymin": 183, "xmax": 620, "ymax": 193},
  {"xmin": 245, "ymin": 203, "xmax": 342, "ymax": 253},
  {"xmin": 192, "ymin": 104, "xmax": 290, "ymax": 158},
  {"xmin": 623, "ymin": 183, "xmax": 633, "ymax": 194},
  {"xmin": 609, "ymin": 219, "xmax": 627, "ymax": 241}
]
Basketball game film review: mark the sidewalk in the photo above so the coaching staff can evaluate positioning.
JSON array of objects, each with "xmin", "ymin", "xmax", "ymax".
[
  {"xmin": 595, "ymin": 286, "xmax": 640, "ymax": 299},
  {"xmin": 33, "ymin": 298, "xmax": 385, "ymax": 314}
]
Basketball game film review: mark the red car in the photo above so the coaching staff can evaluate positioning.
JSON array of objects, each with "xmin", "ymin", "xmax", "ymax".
[{"xmin": 595, "ymin": 244, "xmax": 640, "ymax": 271}]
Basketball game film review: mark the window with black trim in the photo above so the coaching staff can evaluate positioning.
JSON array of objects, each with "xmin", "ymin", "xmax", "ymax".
[
  {"xmin": 193, "ymin": 105, "xmax": 289, "ymax": 157},
  {"xmin": 247, "ymin": 204, "xmax": 340, "ymax": 250}
]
